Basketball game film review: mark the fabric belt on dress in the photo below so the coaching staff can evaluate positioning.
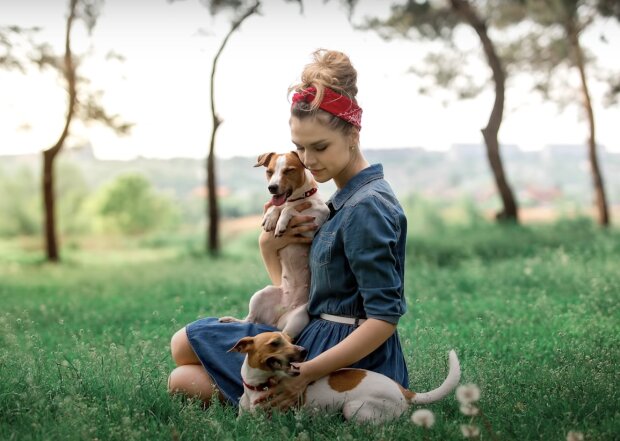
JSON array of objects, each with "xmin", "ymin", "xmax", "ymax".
[{"xmin": 319, "ymin": 313, "xmax": 367, "ymax": 326}]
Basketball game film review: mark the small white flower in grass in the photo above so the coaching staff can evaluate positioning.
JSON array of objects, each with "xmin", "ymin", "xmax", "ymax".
[
  {"xmin": 460, "ymin": 403, "xmax": 480, "ymax": 416},
  {"xmin": 295, "ymin": 431, "xmax": 310, "ymax": 441},
  {"xmin": 411, "ymin": 409, "xmax": 435, "ymax": 428},
  {"xmin": 566, "ymin": 431, "xmax": 584, "ymax": 441},
  {"xmin": 460, "ymin": 424, "xmax": 480, "ymax": 438},
  {"xmin": 456, "ymin": 384, "xmax": 481, "ymax": 404}
]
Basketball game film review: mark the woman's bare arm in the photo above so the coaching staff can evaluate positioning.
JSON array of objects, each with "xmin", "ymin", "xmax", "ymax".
[{"xmin": 300, "ymin": 318, "xmax": 396, "ymax": 381}]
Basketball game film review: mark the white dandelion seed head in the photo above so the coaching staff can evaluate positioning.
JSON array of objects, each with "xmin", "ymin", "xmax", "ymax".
[
  {"xmin": 566, "ymin": 431, "xmax": 584, "ymax": 441},
  {"xmin": 460, "ymin": 424, "xmax": 481, "ymax": 438},
  {"xmin": 411, "ymin": 409, "xmax": 436, "ymax": 428},
  {"xmin": 460, "ymin": 404, "xmax": 480, "ymax": 416},
  {"xmin": 456, "ymin": 384, "xmax": 481, "ymax": 404},
  {"xmin": 296, "ymin": 431, "xmax": 310, "ymax": 441}
]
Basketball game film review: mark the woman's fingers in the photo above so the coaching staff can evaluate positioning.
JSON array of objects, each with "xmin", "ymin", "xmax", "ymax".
[
  {"xmin": 263, "ymin": 200, "xmax": 274, "ymax": 214},
  {"xmin": 293, "ymin": 201, "xmax": 313, "ymax": 212},
  {"xmin": 254, "ymin": 393, "xmax": 275, "ymax": 407},
  {"xmin": 288, "ymin": 224, "xmax": 318, "ymax": 237},
  {"xmin": 288, "ymin": 215, "xmax": 316, "ymax": 228},
  {"xmin": 253, "ymin": 394, "xmax": 295, "ymax": 411}
]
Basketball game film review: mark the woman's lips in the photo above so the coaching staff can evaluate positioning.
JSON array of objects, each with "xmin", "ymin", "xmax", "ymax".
[{"xmin": 310, "ymin": 169, "xmax": 324, "ymax": 176}]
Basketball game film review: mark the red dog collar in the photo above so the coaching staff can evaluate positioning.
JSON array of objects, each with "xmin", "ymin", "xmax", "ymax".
[
  {"xmin": 288, "ymin": 187, "xmax": 318, "ymax": 202},
  {"xmin": 243, "ymin": 378, "xmax": 275, "ymax": 392}
]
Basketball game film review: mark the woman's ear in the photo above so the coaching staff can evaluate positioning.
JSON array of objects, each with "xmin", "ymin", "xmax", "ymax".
[{"xmin": 348, "ymin": 129, "xmax": 360, "ymax": 149}]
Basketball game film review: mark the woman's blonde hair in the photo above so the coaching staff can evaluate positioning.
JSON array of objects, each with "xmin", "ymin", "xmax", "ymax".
[{"xmin": 289, "ymin": 49, "xmax": 359, "ymax": 134}]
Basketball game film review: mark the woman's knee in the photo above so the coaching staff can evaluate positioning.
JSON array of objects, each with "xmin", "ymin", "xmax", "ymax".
[
  {"xmin": 170, "ymin": 327, "xmax": 199, "ymax": 366},
  {"xmin": 168, "ymin": 365, "xmax": 215, "ymax": 403}
]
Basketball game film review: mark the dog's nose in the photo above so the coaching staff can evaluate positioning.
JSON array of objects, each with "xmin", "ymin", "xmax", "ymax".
[{"xmin": 268, "ymin": 184, "xmax": 279, "ymax": 194}]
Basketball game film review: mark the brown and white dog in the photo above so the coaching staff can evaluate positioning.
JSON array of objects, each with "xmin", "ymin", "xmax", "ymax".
[
  {"xmin": 229, "ymin": 332, "xmax": 461, "ymax": 422},
  {"xmin": 219, "ymin": 152, "xmax": 330, "ymax": 338}
]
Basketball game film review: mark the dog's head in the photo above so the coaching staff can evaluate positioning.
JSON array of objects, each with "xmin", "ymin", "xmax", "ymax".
[
  {"xmin": 229, "ymin": 331, "xmax": 308, "ymax": 376},
  {"xmin": 254, "ymin": 152, "xmax": 307, "ymax": 207}
]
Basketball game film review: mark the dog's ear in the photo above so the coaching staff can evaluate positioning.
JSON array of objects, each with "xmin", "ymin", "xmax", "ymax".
[
  {"xmin": 254, "ymin": 152, "xmax": 275, "ymax": 168},
  {"xmin": 228, "ymin": 337, "xmax": 254, "ymax": 353},
  {"xmin": 290, "ymin": 151, "xmax": 307, "ymax": 169}
]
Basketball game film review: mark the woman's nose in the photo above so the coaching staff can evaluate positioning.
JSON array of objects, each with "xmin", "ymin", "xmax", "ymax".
[{"xmin": 301, "ymin": 151, "xmax": 314, "ymax": 167}]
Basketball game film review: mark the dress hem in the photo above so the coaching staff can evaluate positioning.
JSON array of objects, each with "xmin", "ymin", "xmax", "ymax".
[{"xmin": 185, "ymin": 325, "xmax": 238, "ymax": 407}]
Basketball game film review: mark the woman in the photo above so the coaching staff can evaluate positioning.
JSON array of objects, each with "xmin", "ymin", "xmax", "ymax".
[{"xmin": 168, "ymin": 49, "xmax": 408, "ymax": 410}]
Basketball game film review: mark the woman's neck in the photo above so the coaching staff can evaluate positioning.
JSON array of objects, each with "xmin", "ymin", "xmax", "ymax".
[{"xmin": 334, "ymin": 152, "xmax": 370, "ymax": 189}]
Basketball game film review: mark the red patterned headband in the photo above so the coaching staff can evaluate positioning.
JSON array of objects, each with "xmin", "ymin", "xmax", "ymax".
[{"xmin": 291, "ymin": 86, "xmax": 362, "ymax": 130}]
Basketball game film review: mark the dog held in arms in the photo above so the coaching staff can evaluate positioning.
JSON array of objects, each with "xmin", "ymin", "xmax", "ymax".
[
  {"xmin": 218, "ymin": 151, "xmax": 330, "ymax": 339},
  {"xmin": 229, "ymin": 331, "xmax": 461, "ymax": 422}
]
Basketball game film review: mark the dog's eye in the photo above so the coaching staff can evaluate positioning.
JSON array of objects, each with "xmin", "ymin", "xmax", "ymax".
[
  {"xmin": 268, "ymin": 339, "xmax": 282, "ymax": 347},
  {"xmin": 266, "ymin": 170, "xmax": 273, "ymax": 177},
  {"xmin": 283, "ymin": 168, "xmax": 294, "ymax": 175}
]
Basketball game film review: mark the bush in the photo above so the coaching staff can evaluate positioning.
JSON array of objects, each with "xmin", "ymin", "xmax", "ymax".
[{"xmin": 89, "ymin": 173, "xmax": 180, "ymax": 235}]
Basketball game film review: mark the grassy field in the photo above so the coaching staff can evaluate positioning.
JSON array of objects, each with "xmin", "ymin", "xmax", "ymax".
[{"xmin": 0, "ymin": 219, "xmax": 618, "ymax": 440}]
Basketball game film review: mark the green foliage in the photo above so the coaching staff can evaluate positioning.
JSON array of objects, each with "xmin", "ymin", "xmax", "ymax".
[
  {"xmin": 598, "ymin": 0, "xmax": 620, "ymax": 19},
  {"xmin": 0, "ymin": 220, "xmax": 617, "ymax": 440},
  {"xmin": 503, "ymin": 0, "xmax": 620, "ymax": 107},
  {"xmin": 219, "ymin": 192, "xmax": 266, "ymax": 218},
  {"xmin": 55, "ymin": 160, "xmax": 92, "ymax": 235},
  {"xmin": 90, "ymin": 173, "xmax": 180, "ymax": 235},
  {"xmin": 0, "ymin": 165, "xmax": 41, "ymax": 236}
]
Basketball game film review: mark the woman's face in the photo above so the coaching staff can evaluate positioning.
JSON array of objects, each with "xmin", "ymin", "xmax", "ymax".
[{"xmin": 290, "ymin": 116, "xmax": 357, "ymax": 188}]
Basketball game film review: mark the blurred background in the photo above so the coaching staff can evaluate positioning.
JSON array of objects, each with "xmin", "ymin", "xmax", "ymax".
[
  {"xmin": 1, "ymin": 0, "xmax": 619, "ymax": 262},
  {"xmin": 1, "ymin": 4, "xmax": 619, "ymax": 439}
]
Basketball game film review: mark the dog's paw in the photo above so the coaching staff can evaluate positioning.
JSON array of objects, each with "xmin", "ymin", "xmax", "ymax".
[
  {"xmin": 274, "ymin": 216, "xmax": 291, "ymax": 237},
  {"xmin": 219, "ymin": 316, "xmax": 240, "ymax": 323},
  {"xmin": 262, "ymin": 214, "xmax": 278, "ymax": 232}
]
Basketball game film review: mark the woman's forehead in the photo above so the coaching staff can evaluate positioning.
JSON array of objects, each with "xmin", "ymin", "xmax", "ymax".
[{"xmin": 290, "ymin": 116, "xmax": 338, "ymax": 144}]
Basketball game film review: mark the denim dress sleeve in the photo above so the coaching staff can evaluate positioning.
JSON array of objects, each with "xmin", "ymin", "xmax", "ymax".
[{"xmin": 341, "ymin": 195, "xmax": 407, "ymax": 324}]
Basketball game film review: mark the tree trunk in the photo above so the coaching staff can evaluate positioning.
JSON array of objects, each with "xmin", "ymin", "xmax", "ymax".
[
  {"xmin": 450, "ymin": 0, "xmax": 519, "ymax": 222},
  {"xmin": 206, "ymin": 1, "xmax": 260, "ymax": 256},
  {"xmin": 207, "ymin": 119, "xmax": 221, "ymax": 256},
  {"xmin": 43, "ymin": 0, "xmax": 78, "ymax": 262},
  {"xmin": 566, "ymin": 20, "xmax": 610, "ymax": 227}
]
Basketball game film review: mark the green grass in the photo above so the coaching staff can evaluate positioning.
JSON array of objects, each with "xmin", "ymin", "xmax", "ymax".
[{"xmin": 0, "ymin": 220, "xmax": 618, "ymax": 440}]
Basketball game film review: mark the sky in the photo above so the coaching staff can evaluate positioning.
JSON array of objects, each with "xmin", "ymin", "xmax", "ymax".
[{"xmin": 1, "ymin": 0, "xmax": 619, "ymax": 160}]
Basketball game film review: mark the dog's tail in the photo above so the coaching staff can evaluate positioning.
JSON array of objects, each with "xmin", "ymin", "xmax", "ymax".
[{"xmin": 412, "ymin": 350, "xmax": 461, "ymax": 405}]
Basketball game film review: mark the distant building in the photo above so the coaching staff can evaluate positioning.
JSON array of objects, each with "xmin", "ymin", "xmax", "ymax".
[
  {"xmin": 448, "ymin": 143, "xmax": 521, "ymax": 161},
  {"xmin": 191, "ymin": 186, "xmax": 231, "ymax": 198},
  {"xmin": 63, "ymin": 143, "xmax": 97, "ymax": 162},
  {"xmin": 542, "ymin": 144, "xmax": 608, "ymax": 162}
]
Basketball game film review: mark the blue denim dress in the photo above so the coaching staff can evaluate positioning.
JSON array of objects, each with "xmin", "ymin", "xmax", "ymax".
[{"xmin": 186, "ymin": 164, "xmax": 409, "ymax": 405}]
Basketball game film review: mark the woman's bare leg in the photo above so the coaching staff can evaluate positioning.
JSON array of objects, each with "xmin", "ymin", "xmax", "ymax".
[
  {"xmin": 171, "ymin": 327, "xmax": 200, "ymax": 366},
  {"xmin": 169, "ymin": 327, "xmax": 221, "ymax": 404}
]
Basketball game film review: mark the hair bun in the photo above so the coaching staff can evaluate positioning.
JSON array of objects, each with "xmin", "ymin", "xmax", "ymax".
[{"xmin": 289, "ymin": 49, "xmax": 358, "ymax": 105}]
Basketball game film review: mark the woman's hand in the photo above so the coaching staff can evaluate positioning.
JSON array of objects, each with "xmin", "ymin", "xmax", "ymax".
[
  {"xmin": 254, "ymin": 364, "xmax": 311, "ymax": 411},
  {"xmin": 259, "ymin": 201, "xmax": 318, "ymax": 253}
]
